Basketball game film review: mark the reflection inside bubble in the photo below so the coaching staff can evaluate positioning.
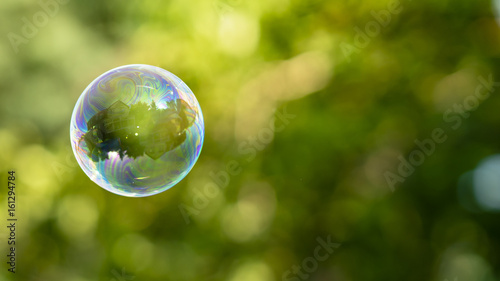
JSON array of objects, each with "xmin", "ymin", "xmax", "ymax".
[{"xmin": 81, "ymin": 99, "xmax": 196, "ymax": 162}]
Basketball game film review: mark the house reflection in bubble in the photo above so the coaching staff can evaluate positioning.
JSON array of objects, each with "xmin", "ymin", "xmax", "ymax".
[{"xmin": 82, "ymin": 99, "xmax": 196, "ymax": 162}]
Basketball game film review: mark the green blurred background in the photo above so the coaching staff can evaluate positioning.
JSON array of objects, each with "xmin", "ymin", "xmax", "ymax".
[{"xmin": 2, "ymin": 0, "xmax": 500, "ymax": 280}]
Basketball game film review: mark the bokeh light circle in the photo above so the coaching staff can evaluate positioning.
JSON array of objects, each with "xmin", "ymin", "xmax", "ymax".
[
  {"xmin": 70, "ymin": 64, "xmax": 204, "ymax": 197},
  {"xmin": 473, "ymin": 155, "xmax": 500, "ymax": 211}
]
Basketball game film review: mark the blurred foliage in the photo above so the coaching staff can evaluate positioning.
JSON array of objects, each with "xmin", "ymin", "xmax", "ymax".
[{"xmin": 1, "ymin": 0, "xmax": 500, "ymax": 280}]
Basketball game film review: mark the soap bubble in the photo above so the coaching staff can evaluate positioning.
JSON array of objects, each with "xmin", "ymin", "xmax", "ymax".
[{"xmin": 70, "ymin": 65, "xmax": 204, "ymax": 197}]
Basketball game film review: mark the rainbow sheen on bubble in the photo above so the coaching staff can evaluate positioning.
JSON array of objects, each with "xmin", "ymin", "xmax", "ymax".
[{"xmin": 70, "ymin": 64, "xmax": 204, "ymax": 197}]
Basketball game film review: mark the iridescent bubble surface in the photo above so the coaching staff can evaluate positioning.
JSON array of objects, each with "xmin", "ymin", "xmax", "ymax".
[{"xmin": 70, "ymin": 65, "xmax": 204, "ymax": 197}]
